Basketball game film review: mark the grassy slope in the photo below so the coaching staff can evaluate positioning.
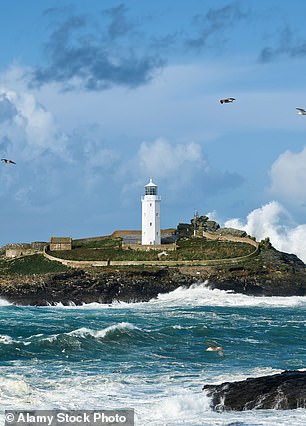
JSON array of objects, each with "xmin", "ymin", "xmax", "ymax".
[
  {"xmin": 0, "ymin": 254, "xmax": 69, "ymax": 276},
  {"xmin": 47, "ymin": 237, "xmax": 255, "ymax": 261}
]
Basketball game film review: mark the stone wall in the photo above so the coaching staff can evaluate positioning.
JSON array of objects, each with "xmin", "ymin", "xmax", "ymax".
[
  {"xmin": 43, "ymin": 251, "xmax": 109, "ymax": 267},
  {"xmin": 122, "ymin": 243, "xmax": 176, "ymax": 251}
]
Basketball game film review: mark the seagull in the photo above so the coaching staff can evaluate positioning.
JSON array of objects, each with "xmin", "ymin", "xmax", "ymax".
[
  {"xmin": 157, "ymin": 250, "xmax": 169, "ymax": 258},
  {"xmin": 1, "ymin": 158, "xmax": 16, "ymax": 164},
  {"xmin": 205, "ymin": 341, "xmax": 224, "ymax": 357},
  {"xmin": 296, "ymin": 107, "xmax": 306, "ymax": 115},
  {"xmin": 220, "ymin": 97, "xmax": 236, "ymax": 104}
]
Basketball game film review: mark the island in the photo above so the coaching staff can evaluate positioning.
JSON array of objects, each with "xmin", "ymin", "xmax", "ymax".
[{"xmin": 0, "ymin": 216, "xmax": 305, "ymax": 305}]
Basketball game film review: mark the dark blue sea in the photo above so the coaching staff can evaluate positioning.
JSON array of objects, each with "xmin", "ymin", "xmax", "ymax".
[{"xmin": 0, "ymin": 283, "xmax": 305, "ymax": 425}]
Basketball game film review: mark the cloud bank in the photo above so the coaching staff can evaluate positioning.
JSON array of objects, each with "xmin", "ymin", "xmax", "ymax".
[{"xmin": 225, "ymin": 201, "xmax": 306, "ymax": 262}]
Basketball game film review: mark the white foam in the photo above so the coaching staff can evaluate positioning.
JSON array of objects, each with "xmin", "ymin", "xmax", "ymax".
[
  {"xmin": 40, "ymin": 283, "xmax": 306, "ymax": 312},
  {"xmin": 151, "ymin": 282, "xmax": 306, "ymax": 308},
  {"xmin": 0, "ymin": 375, "xmax": 39, "ymax": 407},
  {"xmin": 172, "ymin": 325, "xmax": 197, "ymax": 330},
  {"xmin": 204, "ymin": 367, "xmax": 284, "ymax": 386},
  {"xmin": 66, "ymin": 322, "xmax": 140, "ymax": 339},
  {"xmin": 0, "ymin": 376, "xmax": 30, "ymax": 395},
  {"xmin": 43, "ymin": 301, "xmax": 127, "ymax": 310},
  {"xmin": 40, "ymin": 334, "xmax": 59, "ymax": 343},
  {"xmin": 0, "ymin": 334, "xmax": 12, "ymax": 344},
  {"xmin": 0, "ymin": 297, "xmax": 12, "ymax": 306},
  {"xmin": 150, "ymin": 391, "xmax": 210, "ymax": 425}
]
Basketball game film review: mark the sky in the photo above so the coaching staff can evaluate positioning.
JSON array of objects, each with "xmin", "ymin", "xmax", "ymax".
[{"xmin": 1, "ymin": 0, "xmax": 306, "ymax": 261}]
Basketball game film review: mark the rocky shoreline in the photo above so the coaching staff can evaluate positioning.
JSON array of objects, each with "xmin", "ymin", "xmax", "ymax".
[
  {"xmin": 0, "ymin": 246, "xmax": 305, "ymax": 305},
  {"xmin": 203, "ymin": 370, "xmax": 306, "ymax": 411}
]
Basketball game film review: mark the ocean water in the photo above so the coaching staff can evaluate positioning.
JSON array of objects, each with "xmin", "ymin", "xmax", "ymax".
[{"xmin": 0, "ymin": 282, "xmax": 305, "ymax": 426}]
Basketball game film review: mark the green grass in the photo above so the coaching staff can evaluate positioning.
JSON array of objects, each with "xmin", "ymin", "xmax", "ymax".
[
  {"xmin": 73, "ymin": 237, "xmax": 122, "ymax": 249},
  {"xmin": 173, "ymin": 238, "xmax": 255, "ymax": 260},
  {"xmin": 46, "ymin": 236, "xmax": 255, "ymax": 261},
  {"xmin": 0, "ymin": 254, "xmax": 69, "ymax": 276}
]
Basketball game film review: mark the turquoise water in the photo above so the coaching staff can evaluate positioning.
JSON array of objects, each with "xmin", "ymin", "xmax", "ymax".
[{"xmin": 0, "ymin": 283, "xmax": 305, "ymax": 425}]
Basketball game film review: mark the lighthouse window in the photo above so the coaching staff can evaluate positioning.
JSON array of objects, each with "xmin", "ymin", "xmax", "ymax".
[
  {"xmin": 150, "ymin": 203, "xmax": 152, "ymax": 207},
  {"xmin": 150, "ymin": 222, "xmax": 152, "ymax": 226},
  {"xmin": 156, "ymin": 212, "xmax": 159, "ymax": 216},
  {"xmin": 145, "ymin": 186, "xmax": 157, "ymax": 195}
]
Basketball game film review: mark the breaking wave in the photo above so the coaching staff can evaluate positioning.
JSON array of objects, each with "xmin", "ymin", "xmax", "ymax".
[
  {"xmin": 42, "ymin": 282, "xmax": 306, "ymax": 310},
  {"xmin": 152, "ymin": 282, "xmax": 306, "ymax": 308},
  {"xmin": 66, "ymin": 322, "xmax": 140, "ymax": 339}
]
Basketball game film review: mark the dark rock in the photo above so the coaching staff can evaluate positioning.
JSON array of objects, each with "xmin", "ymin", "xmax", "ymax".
[
  {"xmin": 203, "ymin": 370, "xmax": 306, "ymax": 411},
  {"xmin": 205, "ymin": 246, "xmax": 306, "ymax": 296},
  {"xmin": 0, "ymin": 268, "xmax": 195, "ymax": 306},
  {"xmin": 203, "ymin": 220, "xmax": 220, "ymax": 232}
]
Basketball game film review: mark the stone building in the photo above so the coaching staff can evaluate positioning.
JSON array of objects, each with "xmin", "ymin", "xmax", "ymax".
[
  {"xmin": 50, "ymin": 237, "xmax": 72, "ymax": 251},
  {"xmin": 5, "ymin": 243, "xmax": 33, "ymax": 258}
]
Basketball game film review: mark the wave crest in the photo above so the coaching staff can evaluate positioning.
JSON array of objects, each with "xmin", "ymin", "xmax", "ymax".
[{"xmin": 67, "ymin": 322, "xmax": 140, "ymax": 339}]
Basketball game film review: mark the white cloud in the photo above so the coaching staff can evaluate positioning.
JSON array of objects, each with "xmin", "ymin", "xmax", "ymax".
[
  {"xmin": 119, "ymin": 136, "xmax": 244, "ymax": 207},
  {"xmin": 138, "ymin": 138, "xmax": 207, "ymax": 180},
  {"xmin": 269, "ymin": 146, "xmax": 306, "ymax": 203},
  {"xmin": 0, "ymin": 86, "xmax": 69, "ymax": 162},
  {"xmin": 225, "ymin": 201, "xmax": 306, "ymax": 262}
]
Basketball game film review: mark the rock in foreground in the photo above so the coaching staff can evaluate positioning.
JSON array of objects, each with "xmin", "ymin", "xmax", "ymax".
[{"xmin": 203, "ymin": 370, "xmax": 306, "ymax": 411}]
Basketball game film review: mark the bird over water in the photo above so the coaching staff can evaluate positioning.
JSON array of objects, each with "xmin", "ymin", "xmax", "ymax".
[{"xmin": 205, "ymin": 341, "xmax": 224, "ymax": 357}]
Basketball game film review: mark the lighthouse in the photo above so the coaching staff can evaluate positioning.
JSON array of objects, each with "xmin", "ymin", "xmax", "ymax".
[{"xmin": 141, "ymin": 178, "xmax": 161, "ymax": 245}]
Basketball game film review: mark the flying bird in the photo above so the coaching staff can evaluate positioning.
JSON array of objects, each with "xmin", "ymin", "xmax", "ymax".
[
  {"xmin": 1, "ymin": 158, "xmax": 16, "ymax": 165},
  {"xmin": 220, "ymin": 97, "xmax": 236, "ymax": 104},
  {"xmin": 296, "ymin": 107, "xmax": 306, "ymax": 115},
  {"xmin": 205, "ymin": 341, "xmax": 224, "ymax": 357}
]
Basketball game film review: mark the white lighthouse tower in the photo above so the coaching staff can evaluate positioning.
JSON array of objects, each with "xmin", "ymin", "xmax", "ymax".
[{"xmin": 141, "ymin": 178, "xmax": 161, "ymax": 245}]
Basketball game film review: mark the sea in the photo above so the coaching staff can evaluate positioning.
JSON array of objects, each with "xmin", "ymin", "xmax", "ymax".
[{"xmin": 0, "ymin": 282, "xmax": 305, "ymax": 426}]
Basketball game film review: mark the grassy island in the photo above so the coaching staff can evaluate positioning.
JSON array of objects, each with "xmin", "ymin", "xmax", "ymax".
[{"xmin": 0, "ymin": 217, "xmax": 260, "ymax": 276}]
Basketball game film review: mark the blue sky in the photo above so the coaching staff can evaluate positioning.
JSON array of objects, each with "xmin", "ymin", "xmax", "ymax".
[{"xmin": 1, "ymin": 0, "xmax": 306, "ymax": 260}]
